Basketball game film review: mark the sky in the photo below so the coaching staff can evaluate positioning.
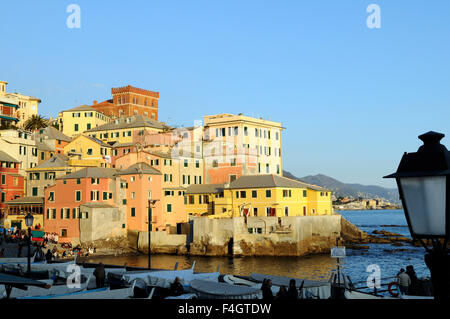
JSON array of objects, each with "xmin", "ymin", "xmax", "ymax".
[{"xmin": 1, "ymin": 0, "xmax": 450, "ymax": 188}]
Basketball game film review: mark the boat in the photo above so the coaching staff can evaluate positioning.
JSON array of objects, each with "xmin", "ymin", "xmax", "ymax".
[
  {"xmin": 1, "ymin": 275, "xmax": 92, "ymax": 299},
  {"xmin": 189, "ymin": 279, "xmax": 262, "ymax": 299},
  {"xmin": 19, "ymin": 279, "xmax": 136, "ymax": 299}
]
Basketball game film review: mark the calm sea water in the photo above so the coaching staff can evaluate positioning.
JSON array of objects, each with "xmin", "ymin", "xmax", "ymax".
[{"xmin": 82, "ymin": 210, "xmax": 429, "ymax": 289}]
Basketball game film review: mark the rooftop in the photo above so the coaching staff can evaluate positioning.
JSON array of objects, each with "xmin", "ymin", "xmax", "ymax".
[
  {"xmin": 115, "ymin": 162, "xmax": 162, "ymax": 176},
  {"xmin": 84, "ymin": 115, "xmax": 167, "ymax": 133},
  {"xmin": 58, "ymin": 167, "xmax": 118, "ymax": 180},
  {"xmin": 185, "ymin": 183, "xmax": 226, "ymax": 194},
  {"xmin": 228, "ymin": 174, "xmax": 327, "ymax": 191},
  {"xmin": 0, "ymin": 150, "xmax": 19, "ymax": 163}
]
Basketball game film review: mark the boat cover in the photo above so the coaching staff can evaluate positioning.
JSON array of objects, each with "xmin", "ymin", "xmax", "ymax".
[
  {"xmin": 250, "ymin": 273, "xmax": 331, "ymax": 299},
  {"xmin": 190, "ymin": 279, "xmax": 262, "ymax": 299}
]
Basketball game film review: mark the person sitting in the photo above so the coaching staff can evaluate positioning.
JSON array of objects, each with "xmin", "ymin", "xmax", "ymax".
[
  {"xmin": 169, "ymin": 277, "xmax": 184, "ymax": 296},
  {"xmin": 287, "ymin": 279, "xmax": 299, "ymax": 299}
]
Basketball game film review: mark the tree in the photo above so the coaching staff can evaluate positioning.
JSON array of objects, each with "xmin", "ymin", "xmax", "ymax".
[{"xmin": 23, "ymin": 115, "xmax": 49, "ymax": 131}]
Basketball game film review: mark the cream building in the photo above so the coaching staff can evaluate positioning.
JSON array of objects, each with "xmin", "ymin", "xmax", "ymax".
[
  {"xmin": 203, "ymin": 113, "xmax": 284, "ymax": 176},
  {"xmin": 58, "ymin": 105, "xmax": 112, "ymax": 138},
  {"xmin": 0, "ymin": 129, "xmax": 38, "ymax": 176},
  {"xmin": 0, "ymin": 81, "xmax": 41, "ymax": 128}
]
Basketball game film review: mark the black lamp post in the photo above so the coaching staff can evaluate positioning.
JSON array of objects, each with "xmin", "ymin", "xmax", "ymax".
[
  {"xmin": 147, "ymin": 199, "xmax": 158, "ymax": 270},
  {"xmin": 24, "ymin": 213, "xmax": 34, "ymax": 277},
  {"xmin": 384, "ymin": 131, "xmax": 450, "ymax": 300}
]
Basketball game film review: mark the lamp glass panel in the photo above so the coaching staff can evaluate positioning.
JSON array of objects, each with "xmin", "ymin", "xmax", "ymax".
[
  {"xmin": 400, "ymin": 176, "xmax": 446, "ymax": 236},
  {"xmin": 25, "ymin": 214, "xmax": 34, "ymax": 227}
]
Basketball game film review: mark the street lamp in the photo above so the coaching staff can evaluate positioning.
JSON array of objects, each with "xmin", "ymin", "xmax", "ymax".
[
  {"xmin": 384, "ymin": 131, "xmax": 450, "ymax": 300},
  {"xmin": 24, "ymin": 212, "xmax": 34, "ymax": 277},
  {"xmin": 147, "ymin": 199, "xmax": 159, "ymax": 270}
]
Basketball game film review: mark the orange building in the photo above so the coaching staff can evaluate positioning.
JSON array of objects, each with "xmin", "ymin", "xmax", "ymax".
[
  {"xmin": 115, "ymin": 163, "xmax": 163, "ymax": 232},
  {"xmin": 44, "ymin": 167, "xmax": 118, "ymax": 242},
  {"xmin": 91, "ymin": 85, "xmax": 159, "ymax": 120}
]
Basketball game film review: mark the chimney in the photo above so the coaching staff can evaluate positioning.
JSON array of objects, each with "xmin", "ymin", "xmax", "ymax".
[{"xmin": 93, "ymin": 100, "xmax": 98, "ymax": 105}]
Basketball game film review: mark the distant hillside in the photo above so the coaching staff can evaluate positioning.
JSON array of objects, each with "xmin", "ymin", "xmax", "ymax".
[{"xmin": 283, "ymin": 171, "xmax": 400, "ymax": 204}]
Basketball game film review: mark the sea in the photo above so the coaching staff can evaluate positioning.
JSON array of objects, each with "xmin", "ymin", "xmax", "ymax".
[{"xmin": 82, "ymin": 210, "xmax": 429, "ymax": 291}]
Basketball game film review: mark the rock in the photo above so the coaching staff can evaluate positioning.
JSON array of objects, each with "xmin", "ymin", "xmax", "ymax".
[
  {"xmin": 372, "ymin": 230, "xmax": 403, "ymax": 237},
  {"xmin": 392, "ymin": 242, "xmax": 404, "ymax": 247}
]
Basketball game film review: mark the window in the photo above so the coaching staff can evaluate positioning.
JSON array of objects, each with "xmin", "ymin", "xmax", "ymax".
[
  {"xmin": 167, "ymin": 204, "xmax": 172, "ymax": 213},
  {"xmin": 1, "ymin": 175, "xmax": 5, "ymax": 184},
  {"xmin": 189, "ymin": 196, "xmax": 194, "ymax": 204},
  {"xmin": 231, "ymin": 158, "xmax": 236, "ymax": 166},
  {"xmin": 87, "ymin": 149, "xmax": 93, "ymax": 155},
  {"xmin": 266, "ymin": 207, "xmax": 271, "ymax": 217},
  {"xmin": 76, "ymin": 191, "xmax": 81, "ymax": 202},
  {"xmin": 66, "ymin": 208, "xmax": 70, "ymax": 219},
  {"xmin": 61, "ymin": 229, "xmax": 67, "ymax": 237},
  {"xmin": 303, "ymin": 206, "xmax": 307, "ymax": 216},
  {"xmin": 130, "ymin": 176, "xmax": 135, "ymax": 182},
  {"xmin": 244, "ymin": 127, "xmax": 248, "ymax": 136},
  {"xmin": 252, "ymin": 190, "xmax": 257, "ymax": 198},
  {"xmin": 32, "ymin": 187, "xmax": 38, "ymax": 196},
  {"xmin": 48, "ymin": 192, "xmax": 55, "ymax": 201},
  {"xmin": 253, "ymin": 207, "xmax": 258, "ymax": 216},
  {"xmin": 103, "ymin": 192, "xmax": 108, "ymax": 200},
  {"xmin": 212, "ymin": 160, "xmax": 218, "ymax": 168},
  {"xmin": 131, "ymin": 192, "xmax": 135, "ymax": 199},
  {"xmin": 266, "ymin": 190, "xmax": 272, "ymax": 198},
  {"xmin": 285, "ymin": 207, "xmax": 289, "ymax": 216},
  {"xmin": 266, "ymin": 164, "xmax": 269, "ymax": 173},
  {"xmin": 184, "ymin": 159, "xmax": 188, "ymax": 167},
  {"xmin": 74, "ymin": 124, "xmax": 79, "ymax": 131},
  {"xmin": 77, "ymin": 178, "xmax": 81, "ymax": 184},
  {"xmin": 87, "ymin": 123, "xmax": 91, "ymax": 130},
  {"xmin": 90, "ymin": 190, "xmax": 99, "ymax": 201},
  {"xmin": 303, "ymin": 190, "xmax": 307, "ymax": 197},
  {"xmin": 131, "ymin": 207, "xmax": 136, "ymax": 217},
  {"xmin": 240, "ymin": 191, "xmax": 246, "ymax": 198},
  {"xmin": 195, "ymin": 160, "xmax": 199, "ymax": 168}
]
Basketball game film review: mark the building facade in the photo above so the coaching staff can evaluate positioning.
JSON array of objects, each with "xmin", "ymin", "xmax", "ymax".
[{"xmin": 58, "ymin": 105, "xmax": 111, "ymax": 138}]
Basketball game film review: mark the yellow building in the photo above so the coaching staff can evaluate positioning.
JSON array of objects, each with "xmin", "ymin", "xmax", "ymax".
[
  {"xmin": 0, "ymin": 80, "xmax": 41, "ymax": 128},
  {"xmin": 185, "ymin": 174, "xmax": 332, "ymax": 218},
  {"xmin": 85, "ymin": 115, "xmax": 167, "ymax": 144},
  {"xmin": 64, "ymin": 134, "xmax": 112, "ymax": 168},
  {"xmin": 203, "ymin": 113, "xmax": 284, "ymax": 178},
  {"xmin": 58, "ymin": 105, "xmax": 112, "ymax": 138}
]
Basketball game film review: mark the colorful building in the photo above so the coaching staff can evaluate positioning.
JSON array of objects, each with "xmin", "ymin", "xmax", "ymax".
[
  {"xmin": 203, "ymin": 113, "xmax": 284, "ymax": 182},
  {"xmin": 0, "ymin": 94, "xmax": 19, "ymax": 128},
  {"xmin": 26, "ymin": 154, "xmax": 72, "ymax": 198},
  {"xmin": 115, "ymin": 162, "xmax": 163, "ymax": 232},
  {"xmin": 0, "ymin": 129, "xmax": 38, "ymax": 176},
  {"xmin": 44, "ymin": 167, "xmax": 120, "ymax": 243},
  {"xmin": 85, "ymin": 115, "xmax": 167, "ymax": 145},
  {"xmin": 3, "ymin": 197, "xmax": 44, "ymax": 230},
  {"xmin": 33, "ymin": 126, "xmax": 72, "ymax": 163},
  {"xmin": 58, "ymin": 105, "xmax": 111, "ymax": 138},
  {"xmin": 91, "ymin": 85, "xmax": 160, "ymax": 120},
  {"xmin": 64, "ymin": 134, "xmax": 112, "ymax": 168},
  {"xmin": 0, "ymin": 150, "xmax": 24, "ymax": 220},
  {"xmin": 185, "ymin": 174, "xmax": 332, "ymax": 218},
  {"xmin": 0, "ymin": 80, "xmax": 41, "ymax": 128}
]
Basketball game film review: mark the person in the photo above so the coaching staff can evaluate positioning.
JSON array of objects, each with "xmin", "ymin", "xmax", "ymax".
[
  {"xmin": 397, "ymin": 268, "xmax": 411, "ymax": 295},
  {"xmin": 262, "ymin": 279, "xmax": 274, "ymax": 301},
  {"xmin": 406, "ymin": 265, "xmax": 419, "ymax": 295},
  {"xmin": 17, "ymin": 243, "xmax": 23, "ymax": 257},
  {"xmin": 287, "ymin": 279, "xmax": 298, "ymax": 299},
  {"xmin": 276, "ymin": 285, "xmax": 288, "ymax": 300},
  {"xmin": 45, "ymin": 249, "xmax": 53, "ymax": 262},
  {"xmin": 93, "ymin": 263, "xmax": 106, "ymax": 288},
  {"xmin": 0, "ymin": 248, "xmax": 4, "ymax": 257},
  {"xmin": 170, "ymin": 277, "xmax": 184, "ymax": 296}
]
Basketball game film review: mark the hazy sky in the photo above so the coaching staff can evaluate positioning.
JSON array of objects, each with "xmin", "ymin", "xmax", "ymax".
[{"xmin": 1, "ymin": 1, "xmax": 450, "ymax": 188}]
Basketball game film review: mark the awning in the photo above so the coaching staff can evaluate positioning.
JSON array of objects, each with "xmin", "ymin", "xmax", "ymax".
[
  {"xmin": 0, "ymin": 114, "xmax": 19, "ymax": 122},
  {"xmin": 0, "ymin": 273, "xmax": 50, "ymax": 298}
]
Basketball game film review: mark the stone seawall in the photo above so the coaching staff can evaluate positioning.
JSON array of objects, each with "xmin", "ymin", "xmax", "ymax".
[
  {"xmin": 127, "ymin": 214, "xmax": 367, "ymax": 257},
  {"xmin": 189, "ymin": 215, "xmax": 343, "ymax": 257}
]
